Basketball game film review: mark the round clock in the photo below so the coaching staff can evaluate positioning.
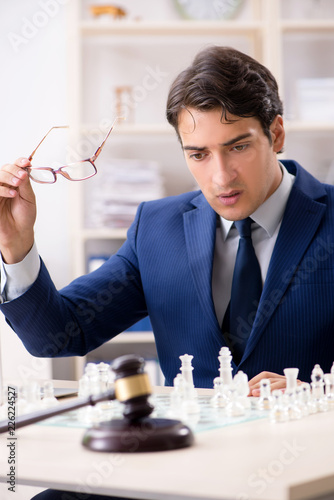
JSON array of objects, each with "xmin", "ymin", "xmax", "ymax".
[{"xmin": 174, "ymin": 0, "xmax": 245, "ymax": 20}]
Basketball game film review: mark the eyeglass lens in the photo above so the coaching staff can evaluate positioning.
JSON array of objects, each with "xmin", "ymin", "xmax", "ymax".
[{"xmin": 28, "ymin": 161, "xmax": 96, "ymax": 183}]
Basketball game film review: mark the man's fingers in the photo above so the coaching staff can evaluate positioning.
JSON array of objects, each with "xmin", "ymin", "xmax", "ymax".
[
  {"xmin": 249, "ymin": 371, "xmax": 285, "ymax": 386},
  {"xmin": 14, "ymin": 157, "xmax": 31, "ymax": 168},
  {"xmin": 251, "ymin": 378, "xmax": 287, "ymax": 396},
  {"xmin": 0, "ymin": 161, "xmax": 30, "ymax": 195}
]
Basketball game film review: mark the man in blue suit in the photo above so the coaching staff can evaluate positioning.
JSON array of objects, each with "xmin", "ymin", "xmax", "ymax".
[
  {"xmin": 1, "ymin": 44, "xmax": 334, "ymax": 500},
  {"xmin": 1, "ymin": 48, "xmax": 334, "ymax": 395}
]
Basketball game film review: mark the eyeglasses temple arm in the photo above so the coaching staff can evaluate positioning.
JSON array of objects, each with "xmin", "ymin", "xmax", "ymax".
[
  {"xmin": 91, "ymin": 117, "xmax": 124, "ymax": 161},
  {"xmin": 28, "ymin": 126, "xmax": 69, "ymax": 162}
]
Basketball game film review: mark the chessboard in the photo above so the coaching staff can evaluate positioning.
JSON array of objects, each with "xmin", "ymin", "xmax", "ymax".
[{"xmin": 37, "ymin": 392, "xmax": 266, "ymax": 434}]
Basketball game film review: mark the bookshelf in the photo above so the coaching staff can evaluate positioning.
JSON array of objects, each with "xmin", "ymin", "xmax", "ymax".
[{"xmin": 66, "ymin": 0, "xmax": 334, "ymax": 379}]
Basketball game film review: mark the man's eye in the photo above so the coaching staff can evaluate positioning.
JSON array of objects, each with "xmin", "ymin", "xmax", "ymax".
[
  {"xmin": 190, "ymin": 153, "xmax": 206, "ymax": 161},
  {"xmin": 233, "ymin": 144, "xmax": 248, "ymax": 152}
]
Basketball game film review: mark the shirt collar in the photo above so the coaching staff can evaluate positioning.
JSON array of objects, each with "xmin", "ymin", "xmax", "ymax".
[{"xmin": 220, "ymin": 162, "xmax": 295, "ymax": 241}]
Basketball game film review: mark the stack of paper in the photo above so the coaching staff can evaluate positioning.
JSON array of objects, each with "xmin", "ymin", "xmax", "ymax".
[{"xmin": 85, "ymin": 158, "xmax": 164, "ymax": 228}]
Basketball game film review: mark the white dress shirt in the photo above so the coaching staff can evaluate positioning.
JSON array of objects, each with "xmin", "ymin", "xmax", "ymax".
[
  {"xmin": 0, "ymin": 242, "xmax": 40, "ymax": 303},
  {"xmin": 212, "ymin": 163, "xmax": 295, "ymax": 327}
]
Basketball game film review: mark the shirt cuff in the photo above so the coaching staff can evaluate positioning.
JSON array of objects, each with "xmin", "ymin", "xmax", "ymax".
[{"xmin": 0, "ymin": 242, "xmax": 41, "ymax": 303}]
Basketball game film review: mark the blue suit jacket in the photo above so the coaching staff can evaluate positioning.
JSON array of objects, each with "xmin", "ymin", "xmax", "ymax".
[{"xmin": 1, "ymin": 160, "xmax": 334, "ymax": 387}]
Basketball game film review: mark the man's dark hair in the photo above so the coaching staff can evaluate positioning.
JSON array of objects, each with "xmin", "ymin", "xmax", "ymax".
[{"xmin": 166, "ymin": 46, "xmax": 283, "ymax": 144}]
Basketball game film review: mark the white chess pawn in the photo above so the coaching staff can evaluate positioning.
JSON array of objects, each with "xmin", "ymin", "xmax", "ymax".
[
  {"xmin": 41, "ymin": 381, "xmax": 59, "ymax": 408},
  {"xmin": 270, "ymin": 389, "xmax": 289, "ymax": 423},
  {"xmin": 85, "ymin": 363, "xmax": 100, "ymax": 395},
  {"xmin": 210, "ymin": 377, "xmax": 228, "ymax": 409},
  {"xmin": 284, "ymin": 388, "xmax": 302, "ymax": 420},
  {"xmin": 170, "ymin": 373, "xmax": 186, "ymax": 413},
  {"xmin": 97, "ymin": 362, "xmax": 111, "ymax": 392},
  {"xmin": 311, "ymin": 364, "xmax": 328, "ymax": 412},
  {"xmin": 257, "ymin": 379, "xmax": 274, "ymax": 411},
  {"xmin": 233, "ymin": 371, "xmax": 250, "ymax": 409},
  {"xmin": 324, "ymin": 373, "xmax": 334, "ymax": 408},
  {"xmin": 301, "ymin": 382, "xmax": 317, "ymax": 415},
  {"xmin": 295, "ymin": 385, "xmax": 309, "ymax": 417},
  {"xmin": 225, "ymin": 384, "xmax": 245, "ymax": 417}
]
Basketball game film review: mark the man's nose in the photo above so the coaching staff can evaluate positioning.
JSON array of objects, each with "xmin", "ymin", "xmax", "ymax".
[{"xmin": 212, "ymin": 154, "xmax": 237, "ymax": 186}]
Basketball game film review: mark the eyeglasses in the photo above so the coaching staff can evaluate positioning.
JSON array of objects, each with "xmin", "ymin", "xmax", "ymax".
[{"xmin": 25, "ymin": 117, "xmax": 122, "ymax": 184}]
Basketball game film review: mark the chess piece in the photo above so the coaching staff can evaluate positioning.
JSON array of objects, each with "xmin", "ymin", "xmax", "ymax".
[
  {"xmin": 179, "ymin": 354, "xmax": 197, "ymax": 397},
  {"xmin": 283, "ymin": 367, "xmax": 302, "ymax": 419},
  {"xmin": 0, "ymin": 355, "xmax": 194, "ymax": 452},
  {"xmin": 225, "ymin": 385, "xmax": 245, "ymax": 417},
  {"xmin": 41, "ymin": 381, "xmax": 59, "ymax": 409},
  {"xmin": 257, "ymin": 379, "xmax": 274, "ymax": 410},
  {"xmin": 270, "ymin": 390, "xmax": 288, "ymax": 423},
  {"xmin": 324, "ymin": 373, "xmax": 334, "ymax": 408},
  {"xmin": 301, "ymin": 382, "xmax": 317, "ymax": 415},
  {"xmin": 311, "ymin": 364, "xmax": 328, "ymax": 412},
  {"xmin": 233, "ymin": 370, "xmax": 250, "ymax": 409},
  {"xmin": 218, "ymin": 347, "xmax": 233, "ymax": 387},
  {"xmin": 210, "ymin": 377, "xmax": 228, "ymax": 409}
]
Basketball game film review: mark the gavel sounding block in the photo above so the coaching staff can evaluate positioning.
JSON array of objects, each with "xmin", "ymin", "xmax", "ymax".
[{"xmin": 82, "ymin": 355, "xmax": 194, "ymax": 452}]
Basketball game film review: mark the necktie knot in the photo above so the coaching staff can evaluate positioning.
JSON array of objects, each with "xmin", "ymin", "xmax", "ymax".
[{"xmin": 234, "ymin": 217, "xmax": 253, "ymax": 239}]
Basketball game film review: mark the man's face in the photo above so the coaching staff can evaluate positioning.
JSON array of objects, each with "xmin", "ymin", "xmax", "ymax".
[{"xmin": 178, "ymin": 108, "xmax": 285, "ymax": 221}]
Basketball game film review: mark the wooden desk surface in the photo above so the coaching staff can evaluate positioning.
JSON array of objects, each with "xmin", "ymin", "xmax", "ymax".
[{"xmin": 1, "ymin": 384, "xmax": 334, "ymax": 500}]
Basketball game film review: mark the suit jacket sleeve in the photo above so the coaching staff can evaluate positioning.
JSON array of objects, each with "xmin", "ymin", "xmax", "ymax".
[{"xmin": 0, "ymin": 203, "xmax": 148, "ymax": 358}]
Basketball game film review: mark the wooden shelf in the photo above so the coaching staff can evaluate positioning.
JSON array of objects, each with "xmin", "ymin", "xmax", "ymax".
[
  {"xmin": 81, "ymin": 123, "xmax": 175, "ymax": 136},
  {"xmin": 80, "ymin": 19, "xmax": 262, "ymax": 37},
  {"xmin": 281, "ymin": 20, "xmax": 334, "ymax": 33}
]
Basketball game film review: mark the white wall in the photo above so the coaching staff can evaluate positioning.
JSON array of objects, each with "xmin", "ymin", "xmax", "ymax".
[{"xmin": 0, "ymin": 1, "xmax": 70, "ymax": 382}]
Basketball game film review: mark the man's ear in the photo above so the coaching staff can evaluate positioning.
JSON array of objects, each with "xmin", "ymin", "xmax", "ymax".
[{"xmin": 270, "ymin": 115, "xmax": 285, "ymax": 153}]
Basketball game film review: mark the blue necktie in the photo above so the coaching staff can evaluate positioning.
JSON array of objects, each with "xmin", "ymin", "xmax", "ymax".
[{"xmin": 223, "ymin": 218, "xmax": 262, "ymax": 363}]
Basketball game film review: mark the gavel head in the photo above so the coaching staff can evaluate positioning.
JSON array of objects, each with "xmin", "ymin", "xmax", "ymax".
[{"xmin": 112, "ymin": 354, "xmax": 154, "ymax": 422}]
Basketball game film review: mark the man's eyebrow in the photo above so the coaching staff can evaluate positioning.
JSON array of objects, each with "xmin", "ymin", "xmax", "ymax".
[
  {"xmin": 221, "ymin": 133, "xmax": 253, "ymax": 147},
  {"xmin": 182, "ymin": 145, "xmax": 206, "ymax": 151},
  {"xmin": 182, "ymin": 133, "xmax": 253, "ymax": 151}
]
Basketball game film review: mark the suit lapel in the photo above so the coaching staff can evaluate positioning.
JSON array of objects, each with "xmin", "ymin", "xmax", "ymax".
[
  {"xmin": 240, "ymin": 173, "xmax": 327, "ymax": 365},
  {"xmin": 183, "ymin": 194, "xmax": 222, "ymax": 338}
]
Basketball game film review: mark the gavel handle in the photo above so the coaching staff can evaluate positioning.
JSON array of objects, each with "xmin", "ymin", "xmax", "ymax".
[{"xmin": 0, "ymin": 388, "xmax": 116, "ymax": 433}]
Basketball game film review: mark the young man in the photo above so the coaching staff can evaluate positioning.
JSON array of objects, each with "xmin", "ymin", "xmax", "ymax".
[
  {"xmin": 1, "ymin": 44, "xmax": 334, "ymax": 500},
  {"xmin": 0, "ymin": 46, "xmax": 333, "ymax": 399}
]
